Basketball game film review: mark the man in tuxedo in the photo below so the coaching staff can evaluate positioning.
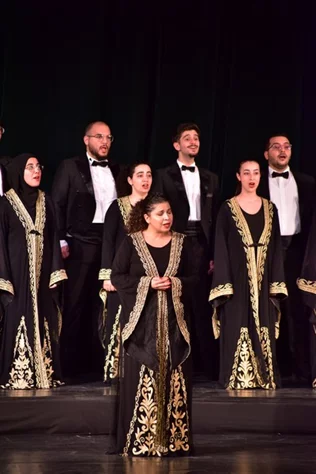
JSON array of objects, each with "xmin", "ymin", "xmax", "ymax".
[
  {"xmin": 154, "ymin": 123, "xmax": 219, "ymax": 380},
  {"xmin": 52, "ymin": 121, "xmax": 120, "ymax": 378},
  {"xmin": 258, "ymin": 134, "xmax": 315, "ymax": 381}
]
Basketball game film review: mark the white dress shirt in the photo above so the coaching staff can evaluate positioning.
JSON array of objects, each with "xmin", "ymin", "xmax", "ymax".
[
  {"xmin": 87, "ymin": 153, "xmax": 117, "ymax": 223},
  {"xmin": 177, "ymin": 160, "xmax": 201, "ymax": 221},
  {"xmin": 268, "ymin": 166, "xmax": 301, "ymax": 236}
]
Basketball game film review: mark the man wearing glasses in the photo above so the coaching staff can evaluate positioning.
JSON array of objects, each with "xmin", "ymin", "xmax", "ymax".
[
  {"xmin": 52, "ymin": 121, "xmax": 120, "ymax": 379},
  {"xmin": 258, "ymin": 134, "xmax": 315, "ymax": 383}
]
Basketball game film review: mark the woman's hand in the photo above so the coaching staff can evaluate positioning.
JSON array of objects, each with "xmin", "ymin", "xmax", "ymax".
[
  {"xmin": 151, "ymin": 276, "xmax": 171, "ymax": 290},
  {"xmin": 103, "ymin": 280, "xmax": 117, "ymax": 292}
]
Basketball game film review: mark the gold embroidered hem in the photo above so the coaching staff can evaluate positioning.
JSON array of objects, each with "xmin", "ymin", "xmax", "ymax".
[
  {"xmin": 313, "ymin": 378, "xmax": 316, "ymax": 389},
  {"xmin": 0, "ymin": 278, "xmax": 14, "ymax": 295},
  {"xmin": 123, "ymin": 364, "xmax": 190, "ymax": 457},
  {"xmin": 49, "ymin": 269, "xmax": 68, "ymax": 287},
  {"xmin": 104, "ymin": 305, "xmax": 121, "ymax": 381},
  {"xmin": 297, "ymin": 278, "xmax": 316, "ymax": 294},
  {"xmin": 209, "ymin": 283, "xmax": 233, "ymax": 302},
  {"xmin": 227, "ymin": 327, "xmax": 276, "ymax": 390},
  {"xmin": 269, "ymin": 281, "xmax": 288, "ymax": 297},
  {"xmin": 99, "ymin": 268, "xmax": 112, "ymax": 281}
]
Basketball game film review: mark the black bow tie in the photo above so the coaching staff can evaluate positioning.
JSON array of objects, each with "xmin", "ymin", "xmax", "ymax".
[
  {"xmin": 181, "ymin": 165, "xmax": 195, "ymax": 173},
  {"xmin": 272, "ymin": 171, "xmax": 289, "ymax": 179},
  {"xmin": 91, "ymin": 160, "xmax": 108, "ymax": 167}
]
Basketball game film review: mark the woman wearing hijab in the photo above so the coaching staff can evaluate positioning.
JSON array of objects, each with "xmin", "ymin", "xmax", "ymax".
[{"xmin": 0, "ymin": 153, "xmax": 67, "ymax": 389}]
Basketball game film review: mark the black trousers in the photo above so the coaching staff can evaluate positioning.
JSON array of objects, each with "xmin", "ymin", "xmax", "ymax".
[
  {"xmin": 185, "ymin": 224, "xmax": 218, "ymax": 380},
  {"xmin": 60, "ymin": 237, "xmax": 104, "ymax": 378},
  {"xmin": 277, "ymin": 235, "xmax": 310, "ymax": 380}
]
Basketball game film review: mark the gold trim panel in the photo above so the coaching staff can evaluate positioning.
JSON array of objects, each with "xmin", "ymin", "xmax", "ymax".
[
  {"xmin": 49, "ymin": 269, "xmax": 67, "ymax": 287},
  {"xmin": 0, "ymin": 278, "xmax": 14, "ymax": 295},
  {"xmin": 99, "ymin": 268, "xmax": 112, "ymax": 281},
  {"xmin": 209, "ymin": 283, "xmax": 233, "ymax": 301},
  {"xmin": 297, "ymin": 278, "xmax": 316, "ymax": 295}
]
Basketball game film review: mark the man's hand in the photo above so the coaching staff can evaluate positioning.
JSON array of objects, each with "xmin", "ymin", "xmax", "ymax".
[
  {"xmin": 103, "ymin": 280, "xmax": 117, "ymax": 292},
  {"xmin": 61, "ymin": 244, "xmax": 70, "ymax": 259},
  {"xmin": 151, "ymin": 276, "xmax": 171, "ymax": 290}
]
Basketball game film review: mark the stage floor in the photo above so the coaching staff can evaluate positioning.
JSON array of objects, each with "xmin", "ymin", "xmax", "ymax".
[
  {"xmin": 1, "ymin": 433, "xmax": 316, "ymax": 474},
  {"xmin": 1, "ymin": 381, "xmax": 316, "ymax": 436}
]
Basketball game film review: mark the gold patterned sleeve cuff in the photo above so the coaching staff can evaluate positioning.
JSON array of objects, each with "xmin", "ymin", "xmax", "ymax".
[
  {"xmin": 297, "ymin": 278, "xmax": 316, "ymax": 294},
  {"xmin": 269, "ymin": 282, "xmax": 288, "ymax": 297},
  {"xmin": 49, "ymin": 269, "xmax": 68, "ymax": 287},
  {"xmin": 0, "ymin": 278, "xmax": 14, "ymax": 295},
  {"xmin": 99, "ymin": 268, "xmax": 112, "ymax": 281},
  {"xmin": 209, "ymin": 283, "xmax": 233, "ymax": 302}
]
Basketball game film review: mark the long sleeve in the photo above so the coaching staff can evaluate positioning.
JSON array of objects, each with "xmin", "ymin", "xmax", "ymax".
[
  {"xmin": 209, "ymin": 203, "xmax": 234, "ymax": 306},
  {"xmin": 99, "ymin": 200, "xmax": 121, "ymax": 281},
  {"xmin": 46, "ymin": 197, "xmax": 68, "ymax": 288},
  {"xmin": 269, "ymin": 205, "xmax": 288, "ymax": 301}
]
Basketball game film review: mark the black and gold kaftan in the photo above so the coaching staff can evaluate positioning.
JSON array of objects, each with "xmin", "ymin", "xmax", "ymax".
[
  {"xmin": 0, "ymin": 190, "xmax": 67, "ymax": 389},
  {"xmin": 111, "ymin": 231, "xmax": 196, "ymax": 456},
  {"xmin": 209, "ymin": 198, "xmax": 287, "ymax": 389}
]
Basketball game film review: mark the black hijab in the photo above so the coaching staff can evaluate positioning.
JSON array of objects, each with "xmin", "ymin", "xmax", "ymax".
[{"xmin": 8, "ymin": 153, "xmax": 40, "ymax": 220}]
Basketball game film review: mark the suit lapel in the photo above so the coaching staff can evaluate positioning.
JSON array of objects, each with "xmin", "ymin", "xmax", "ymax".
[
  {"xmin": 199, "ymin": 168, "xmax": 209, "ymax": 211},
  {"xmin": 258, "ymin": 172, "xmax": 270, "ymax": 200},
  {"xmin": 75, "ymin": 156, "xmax": 94, "ymax": 197},
  {"xmin": 168, "ymin": 163, "xmax": 189, "ymax": 205}
]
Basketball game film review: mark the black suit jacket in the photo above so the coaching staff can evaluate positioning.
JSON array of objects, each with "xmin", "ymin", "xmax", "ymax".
[
  {"xmin": 52, "ymin": 156, "xmax": 120, "ymax": 241},
  {"xmin": 153, "ymin": 162, "xmax": 219, "ymax": 247},
  {"xmin": 257, "ymin": 169, "xmax": 316, "ymax": 247}
]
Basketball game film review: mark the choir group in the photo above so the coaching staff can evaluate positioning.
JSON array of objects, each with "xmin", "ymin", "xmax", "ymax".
[{"xmin": 0, "ymin": 120, "xmax": 315, "ymax": 456}]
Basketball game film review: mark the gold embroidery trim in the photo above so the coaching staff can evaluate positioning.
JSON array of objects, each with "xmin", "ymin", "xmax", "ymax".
[
  {"xmin": 297, "ymin": 278, "xmax": 316, "ymax": 294},
  {"xmin": 209, "ymin": 283, "xmax": 233, "ymax": 301},
  {"xmin": 117, "ymin": 196, "xmax": 133, "ymax": 226},
  {"xmin": 104, "ymin": 305, "xmax": 121, "ymax": 381},
  {"xmin": 99, "ymin": 268, "xmax": 112, "ymax": 281},
  {"xmin": 212, "ymin": 308, "xmax": 220, "ymax": 339},
  {"xmin": 5, "ymin": 189, "xmax": 49, "ymax": 388},
  {"xmin": 269, "ymin": 281, "xmax": 288, "ymax": 296},
  {"xmin": 228, "ymin": 326, "xmax": 276, "ymax": 390},
  {"xmin": 227, "ymin": 198, "xmax": 273, "ymax": 337},
  {"xmin": 2, "ymin": 315, "xmax": 35, "ymax": 389},
  {"xmin": 167, "ymin": 366, "xmax": 190, "ymax": 453},
  {"xmin": 0, "ymin": 278, "xmax": 14, "ymax": 295},
  {"xmin": 49, "ymin": 269, "xmax": 67, "ymax": 287}
]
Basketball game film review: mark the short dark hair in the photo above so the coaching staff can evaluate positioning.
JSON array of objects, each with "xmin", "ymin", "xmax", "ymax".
[
  {"xmin": 84, "ymin": 121, "xmax": 110, "ymax": 136},
  {"xmin": 265, "ymin": 133, "xmax": 290, "ymax": 151},
  {"xmin": 173, "ymin": 122, "xmax": 200, "ymax": 143}
]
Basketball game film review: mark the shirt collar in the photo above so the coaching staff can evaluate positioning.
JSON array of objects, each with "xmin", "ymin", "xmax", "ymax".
[
  {"xmin": 268, "ymin": 165, "xmax": 290, "ymax": 177},
  {"xmin": 86, "ymin": 152, "xmax": 108, "ymax": 166},
  {"xmin": 177, "ymin": 159, "xmax": 196, "ymax": 170}
]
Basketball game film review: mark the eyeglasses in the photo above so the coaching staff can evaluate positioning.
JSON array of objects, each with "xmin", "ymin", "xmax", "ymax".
[
  {"xmin": 268, "ymin": 143, "xmax": 292, "ymax": 151},
  {"xmin": 86, "ymin": 134, "xmax": 114, "ymax": 143},
  {"xmin": 25, "ymin": 164, "xmax": 44, "ymax": 172}
]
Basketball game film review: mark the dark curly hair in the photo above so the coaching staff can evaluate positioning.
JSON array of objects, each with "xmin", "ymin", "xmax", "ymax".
[{"xmin": 126, "ymin": 193, "xmax": 170, "ymax": 234}]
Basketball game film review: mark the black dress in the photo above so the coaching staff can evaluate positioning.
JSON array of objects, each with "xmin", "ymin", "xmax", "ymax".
[
  {"xmin": 111, "ymin": 231, "xmax": 196, "ymax": 456},
  {"xmin": 0, "ymin": 190, "xmax": 67, "ymax": 389},
  {"xmin": 209, "ymin": 197, "xmax": 288, "ymax": 389},
  {"xmin": 99, "ymin": 196, "xmax": 132, "ymax": 382}
]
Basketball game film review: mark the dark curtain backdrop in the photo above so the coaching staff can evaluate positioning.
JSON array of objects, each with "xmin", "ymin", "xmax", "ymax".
[{"xmin": 0, "ymin": 0, "xmax": 315, "ymax": 196}]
